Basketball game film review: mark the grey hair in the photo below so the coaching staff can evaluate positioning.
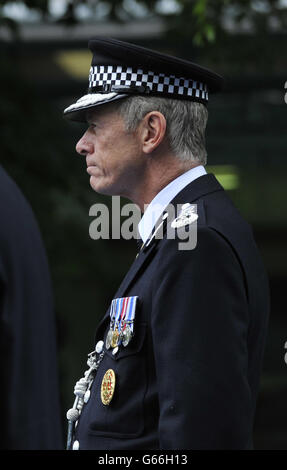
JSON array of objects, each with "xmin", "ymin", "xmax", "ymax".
[{"xmin": 114, "ymin": 95, "xmax": 208, "ymax": 165}]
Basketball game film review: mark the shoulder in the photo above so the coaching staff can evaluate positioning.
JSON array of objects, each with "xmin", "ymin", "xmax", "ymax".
[
  {"xmin": 160, "ymin": 195, "xmax": 233, "ymax": 255},
  {"xmin": 0, "ymin": 166, "xmax": 48, "ymax": 278},
  {"xmin": 159, "ymin": 184, "xmax": 254, "ymax": 264},
  {"xmin": 0, "ymin": 166, "xmax": 41, "ymax": 241},
  {"xmin": 152, "ymin": 194, "xmax": 247, "ymax": 282}
]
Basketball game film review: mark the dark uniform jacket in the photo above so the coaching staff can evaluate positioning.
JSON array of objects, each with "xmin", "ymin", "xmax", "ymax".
[
  {"xmin": 74, "ymin": 173, "xmax": 269, "ymax": 450},
  {"xmin": 0, "ymin": 165, "xmax": 62, "ymax": 449}
]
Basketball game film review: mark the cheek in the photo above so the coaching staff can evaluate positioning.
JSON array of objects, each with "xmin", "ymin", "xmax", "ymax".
[
  {"xmin": 92, "ymin": 151, "xmax": 119, "ymax": 183},
  {"xmin": 96, "ymin": 134, "xmax": 140, "ymax": 181}
]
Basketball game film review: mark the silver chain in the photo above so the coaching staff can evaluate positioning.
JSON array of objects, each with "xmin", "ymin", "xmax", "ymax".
[{"xmin": 66, "ymin": 349, "xmax": 105, "ymax": 450}]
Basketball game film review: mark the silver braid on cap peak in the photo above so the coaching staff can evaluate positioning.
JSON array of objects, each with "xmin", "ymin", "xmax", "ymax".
[{"xmin": 88, "ymin": 65, "xmax": 209, "ymax": 103}]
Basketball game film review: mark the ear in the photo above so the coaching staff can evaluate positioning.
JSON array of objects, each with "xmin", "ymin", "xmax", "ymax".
[{"xmin": 140, "ymin": 111, "xmax": 167, "ymax": 155}]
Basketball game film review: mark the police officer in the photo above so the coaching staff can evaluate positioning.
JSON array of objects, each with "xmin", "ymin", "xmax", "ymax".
[{"xmin": 64, "ymin": 38, "xmax": 269, "ymax": 450}]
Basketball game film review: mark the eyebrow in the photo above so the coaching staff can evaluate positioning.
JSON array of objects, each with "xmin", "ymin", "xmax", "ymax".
[{"xmin": 86, "ymin": 111, "xmax": 97, "ymax": 124}]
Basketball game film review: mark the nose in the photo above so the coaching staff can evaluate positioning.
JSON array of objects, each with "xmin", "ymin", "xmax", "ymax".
[{"xmin": 76, "ymin": 131, "xmax": 94, "ymax": 156}]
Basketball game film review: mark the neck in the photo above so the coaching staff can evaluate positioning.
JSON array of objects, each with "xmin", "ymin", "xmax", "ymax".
[{"xmin": 126, "ymin": 156, "xmax": 200, "ymax": 212}]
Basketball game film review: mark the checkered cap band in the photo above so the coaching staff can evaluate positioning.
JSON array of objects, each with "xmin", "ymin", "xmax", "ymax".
[{"xmin": 88, "ymin": 65, "xmax": 209, "ymax": 102}]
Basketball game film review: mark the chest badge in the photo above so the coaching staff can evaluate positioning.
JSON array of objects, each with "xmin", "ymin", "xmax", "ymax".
[
  {"xmin": 171, "ymin": 203, "xmax": 198, "ymax": 229},
  {"xmin": 106, "ymin": 296, "xmax": 138, "ymax": 352},
  {"xmin": 101, "ymin": 369, "xmax": 116, "ymax": 405}
]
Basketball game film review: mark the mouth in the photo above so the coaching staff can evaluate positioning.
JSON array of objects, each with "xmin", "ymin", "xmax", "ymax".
[
  {"xmin": 86, "ymin": 165, "xmax": 98, "ymax": 175},
  {"xmin": 86, "ymin": 157, "xmax": 98, "ymax": 172}
]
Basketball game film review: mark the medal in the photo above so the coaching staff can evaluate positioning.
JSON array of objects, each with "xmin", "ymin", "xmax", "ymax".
[
  {"xmin": 120, "ymin": 296, "xmax": 137, "ymax": 347},
  {"xmin": 105, "ymin": 329, "xmax": 113, "ymax": 350},
  {"xmin": 122, "ymin": 324, "xmax": 132, "ymax": 347},
  {"xmin": 105, "ymin": 296, "xmax": 138, "ymax": 352},
  {"xmin": 111, "ymin": 298, "xmax": 125, "ymax": 347},
  {"xmin": 101, "ymin": 369, "xmax": 116, "ymax": 405},
  {"xmin": 111, "ymin": 329, "xmax": 119, "ymax": 348},
  {"xmin": 106, "ymin": 300, "xmax": 117, "ymax": 349},
  {"xmin": 117, "ymin": 297, "xmax": 129, "ymax": 345}
]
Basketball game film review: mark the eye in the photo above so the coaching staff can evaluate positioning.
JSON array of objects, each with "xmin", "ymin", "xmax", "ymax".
[{"xmin": 89, "ymin": 123, "xmax": 96, "ymax": 131}]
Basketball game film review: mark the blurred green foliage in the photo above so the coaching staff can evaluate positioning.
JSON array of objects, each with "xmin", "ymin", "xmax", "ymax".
[
  {"xmin": 1, "ymin": 0, "xmax": 287, "ymax": 46},
  {"xmin": 0, "ymin": 52, "xmax": 137, "ymax": 417}
]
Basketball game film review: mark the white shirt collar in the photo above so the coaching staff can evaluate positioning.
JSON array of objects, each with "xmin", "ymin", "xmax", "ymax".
[{"xmin": 138, "ymin": 165, "xmax": 207, "ymax": 243}]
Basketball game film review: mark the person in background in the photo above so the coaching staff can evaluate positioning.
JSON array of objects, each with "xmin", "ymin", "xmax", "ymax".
[{"xmin": 0, "ymin": 164, "xmax": 62, "ymax": 449}]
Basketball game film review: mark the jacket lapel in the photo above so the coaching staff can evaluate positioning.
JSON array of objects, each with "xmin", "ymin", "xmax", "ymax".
[{"xmin": 96, "ymin": 240, "xmax": 158, "ymax": 333}]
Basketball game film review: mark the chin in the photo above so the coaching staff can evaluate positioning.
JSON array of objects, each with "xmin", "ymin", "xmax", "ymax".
[{"xmin": 89, "ymin": 176, "xmax": 120, "ymax": 196}]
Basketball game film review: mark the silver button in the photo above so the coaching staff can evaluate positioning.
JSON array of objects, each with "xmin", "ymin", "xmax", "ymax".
[
  {"xmin": 72, "ymin": 440, "xmax": 80, "ymax": 450},
  {"xmin": 84, "ymin": 389, "xmax": 91, "ymax": 403},
  {"xmin": 112, "ymin": 346, "xmax": 119, "ymax": 355},
  {"xmin": 95, "ymin": 340, "xmax": 104, "ymax": 354}
]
